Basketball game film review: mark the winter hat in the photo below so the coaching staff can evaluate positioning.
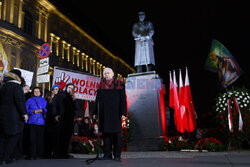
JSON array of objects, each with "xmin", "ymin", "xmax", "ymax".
[
  {"xmin": 10, "ymin": 69, "xmax": 22, "ymax": 79},
  {"xmin": 51, "ymin": 84, "xmax": 60, "ymax": 91},
  {"xmin": 65, "ymin": 83, "xmax": 75, "ymax": 89}
]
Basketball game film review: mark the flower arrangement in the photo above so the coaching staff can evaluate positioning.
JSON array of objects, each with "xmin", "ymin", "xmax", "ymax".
[
  {"xmin": 163, "ymin": 136, "xmax": 225, "ymax": 151},
  {"xmin": 121, "ymin": 116, "xmax": 132, "ymax": 150},
  {"xmin": 215, "ymin": 87, "xmax": 250, "ymax": 146},
  {"xmin": 82, "ymin": 137, "xmax": 104, "ymax": 154},
  {"xmin": 71, "ymin": 116, "xmax": 132, "ymax": 153},
  {"xmin": 71, "ymin": 136, "xmax": 103, "ymax": 154},
  {"xmin": 163, "ymin": 136, "xmax": 194, "ymax": 151},
  {"xmin": 194, "ymin": 137, "xmax": 225, "ymax": 151}
]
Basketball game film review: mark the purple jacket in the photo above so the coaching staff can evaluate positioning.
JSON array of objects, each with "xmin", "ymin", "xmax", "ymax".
[{"xmin": 26, "ymin": 96, "xmax": 47, "ymax": 125}]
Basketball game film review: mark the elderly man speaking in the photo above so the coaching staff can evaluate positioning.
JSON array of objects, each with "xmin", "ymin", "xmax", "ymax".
[{"xmin": 93, "ymin": 67, "xmax": 127, "ymax": 162}]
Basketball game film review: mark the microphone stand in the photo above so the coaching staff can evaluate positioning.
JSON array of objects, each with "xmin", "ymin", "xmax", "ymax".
[{"xmin": 86, "ymin": 97, "xmax": 102, "ymax": 165}]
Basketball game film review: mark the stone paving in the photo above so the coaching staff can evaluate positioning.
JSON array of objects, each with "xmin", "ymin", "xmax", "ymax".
[
  {"xmin": 2, "ymin": 150, "xmax": 250, "ymax": 167},
  {"xmin": 72, "ymin": 150, "xmax": 250, "ymax": 159}
]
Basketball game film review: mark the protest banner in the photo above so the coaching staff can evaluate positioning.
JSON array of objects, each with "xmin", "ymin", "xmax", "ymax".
[
  {"xmin": 52, "ymin": 67, "xmax": 101, "ymax": 101},
  {"xmin": 14, "ymin": 67, "xmax": 34, "ymax": 87}
]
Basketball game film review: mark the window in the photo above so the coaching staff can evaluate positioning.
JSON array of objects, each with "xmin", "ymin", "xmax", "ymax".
[{"xmin": 23, "ymin": 10, "xmax": 33, "ymax": 35}]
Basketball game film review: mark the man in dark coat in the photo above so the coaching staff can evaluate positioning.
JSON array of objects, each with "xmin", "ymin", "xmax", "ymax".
[
  {"xmin": 52, "ymin": 83, "xmax": 79, "ymax": 159},
  {"xmin": 93, "ymin": 67, "xmax": 127, "ymax": 162},
  {"xmin": 0, "ymin": 69, "xmax": 28, "ymax": 164}
]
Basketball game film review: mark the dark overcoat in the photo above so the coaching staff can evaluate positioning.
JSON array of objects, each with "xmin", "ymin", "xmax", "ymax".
[
  {"xmin": 94, "ymin": 78, "xmax": 127, "ymax": 133},
  {"xmin": 52, "ymin": 91, "xmax": 79, "ymax": 132},
  {"xmin": 0, "ymin": 72, "xmax": 27, "ymax": 135}
]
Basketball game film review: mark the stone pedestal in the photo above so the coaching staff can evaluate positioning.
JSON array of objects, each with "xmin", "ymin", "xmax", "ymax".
[{"xmin": 126, "ymin": 71, "xmax": 167, "ymax": 151}]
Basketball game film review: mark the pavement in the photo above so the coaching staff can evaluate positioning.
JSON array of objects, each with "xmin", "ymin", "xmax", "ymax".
[{"xmin": 2, "ymin": 150, "xmax": 250, "ymax": 167}]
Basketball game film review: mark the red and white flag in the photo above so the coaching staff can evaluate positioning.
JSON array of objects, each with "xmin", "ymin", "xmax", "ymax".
[
  {"xmin": 173, "ymin": 70, "xmax": 185, "ymax": 133},
  {"xmin": 84, "ymin": 100, "xmax": 90, "ymax": 117},
  {"xmin": 183, "ymin": 67, "xmax": 197, "ymax": 132},
  {"xmin": 173, "ymin": 70, "xmax": 179, "ymax": 110},
  {"xmin": 179, "ymin": 69, "xmax": 187, "ymax": 133},
  {"xmin": 169, "ymin": 71, "xmax": 174, "ymax": 109}
]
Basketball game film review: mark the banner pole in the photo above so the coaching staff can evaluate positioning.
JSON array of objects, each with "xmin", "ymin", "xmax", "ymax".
[{"xmin": 42, "ymin": 83, "xmax": 45, "ymax": 98}]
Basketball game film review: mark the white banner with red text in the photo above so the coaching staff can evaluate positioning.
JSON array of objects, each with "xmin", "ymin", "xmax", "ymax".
[{"xmin": 52, "ymin": 67, "xmax": 101, "ymax": 101}]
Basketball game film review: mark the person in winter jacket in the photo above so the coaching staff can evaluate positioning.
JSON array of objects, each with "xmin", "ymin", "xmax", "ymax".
[
  {"xmin": 25, "ymin": 87, "xmax": 47, "ymax": 160},
  {"xmin": 0, "ymin": 69, "xmax": 28, "ymax": 164}
]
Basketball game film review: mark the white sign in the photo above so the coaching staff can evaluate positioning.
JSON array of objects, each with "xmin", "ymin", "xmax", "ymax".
[
  {"xmin": 14, "ymin": 67, "xmax": 34, "ymax": 87},
  {"xmin": 39, "ymin": 57, "xmax": 49, "ymax": 67},
  {"xmin": 37, "ymin": 65, "xmax": 49, "ymax": 75},
  {"xmin": 37, "ymin": 74, "xmax": 50, "ymax": 83},
  {"xmin": 52, "ymin": 67, "xmax": 101, "ymax": 101}
]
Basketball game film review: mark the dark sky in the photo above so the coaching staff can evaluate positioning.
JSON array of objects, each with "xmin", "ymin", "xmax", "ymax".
[{"xmin": 49, "ymin": 0, "xmax": 250, "ymax": 126}]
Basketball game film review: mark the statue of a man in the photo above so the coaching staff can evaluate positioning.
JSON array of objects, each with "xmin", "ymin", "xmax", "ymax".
[{"xmin": 132, "ymin": 11, "xmax": 155, "ymax": 73}]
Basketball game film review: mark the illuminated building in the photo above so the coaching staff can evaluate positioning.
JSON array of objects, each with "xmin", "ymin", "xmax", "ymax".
[{"xmin": 0, "ymin": 0, "xmax": 135, "ymax": 89}]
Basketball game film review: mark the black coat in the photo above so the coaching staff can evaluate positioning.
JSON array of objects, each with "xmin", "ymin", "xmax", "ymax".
[
  {"xmin": 45, "ymin": 94, "xmax": 58, "ymax": 131},
  {"xmin": 94, "ymin": 78, "xmax": 127, "ymax": 133},
  {"xmin": 52, "ymin": 91, "xmax": 79, "ymax": 132},
  {"xmin": 0, "ymin": 72, "xmax": 27, "ymax": 135}
]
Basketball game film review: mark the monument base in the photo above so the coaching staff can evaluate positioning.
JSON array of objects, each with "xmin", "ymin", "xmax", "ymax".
[
  {"xmin": 126, "ymin": 71, "xmax": 167, "ymax": 151},
  {"xmin": 128, "ymin": 137, "xmax": 165, "ymax": 151}
]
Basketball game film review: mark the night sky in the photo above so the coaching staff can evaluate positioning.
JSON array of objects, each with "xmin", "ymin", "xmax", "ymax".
[{"xmin": 49, "ymin": 0, "xmax": 250, "ymax": 128}]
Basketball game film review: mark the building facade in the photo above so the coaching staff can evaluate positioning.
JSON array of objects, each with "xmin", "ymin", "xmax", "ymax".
[{"xmin": 0, "ymin": 0, "xmax": 135, "ymax": 89}]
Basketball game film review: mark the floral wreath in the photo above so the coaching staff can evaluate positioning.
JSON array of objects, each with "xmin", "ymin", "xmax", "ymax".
[
  {"xmin": 82, "ymin": 137, "xmax": 104, "ymax": 154},
  {"xmin": 215, "ymin": 87, "xmax": 250, "ymax": 145},
  {"xmin": 164, "ymin": 136, "xmax": 191, "ymax": 151},
  {"xmin": 194, "ymin": 137, "xmax": 225, "ymax": 151},
  {"xmin": 122, "ymin": 116, "xmax": 132, "ymax": 148}
]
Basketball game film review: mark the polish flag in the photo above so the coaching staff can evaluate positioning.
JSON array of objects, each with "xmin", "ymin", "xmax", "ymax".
[
  {"xmin": 183, "ymin": 67, "xmax": 197, "ymax": 132},
  {"xmin": 84, "ymin": 100, "xmax": 90, "ymax": 117},
  {"xmin": 173, "ymin": 70, "xmax": 179, "ymax": 110},
  {"xmin": 179, "ymin": 69, "xmax": 187, "ymax": 133},
  {"xmin": 169, "ymin": 71, "xmax": 174, "ymax": 109},
  {"xmin": 173, "ymin": 70, "xmax": 184, "ymax": 133}
]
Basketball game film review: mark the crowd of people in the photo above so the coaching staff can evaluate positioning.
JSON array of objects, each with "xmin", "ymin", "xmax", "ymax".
[
  {"xmin": 0, "ymin": 69, "xmax": 84, "ymax": 164},
  {"xmin": 0, "ymin": 67, "xmax": 127, "ymax": 165}
]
